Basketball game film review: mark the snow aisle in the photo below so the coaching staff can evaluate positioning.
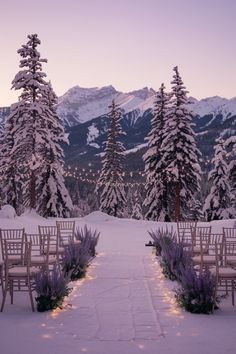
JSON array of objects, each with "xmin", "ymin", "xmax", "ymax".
[{"xmin": 0, "ymin": 213, "xmax": 236, "ymax": 354}]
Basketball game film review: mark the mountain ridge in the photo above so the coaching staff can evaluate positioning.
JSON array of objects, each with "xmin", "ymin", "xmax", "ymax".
[
  {"xmin": 1, "ymin": 85, "xmax": 236, "ymax": 129},
  {"xmin": 1, "ymin": 85, "xmax": 236, "ymax": 170}
]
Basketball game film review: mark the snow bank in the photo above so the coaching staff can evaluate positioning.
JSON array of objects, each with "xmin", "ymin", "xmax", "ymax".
[
  {"xmin": 82, "ymin": 210, "xmax": 116, "ymax": 222},
  {"xmin": 20, "ymin": 208, "xmax": 45, "ymax": 221},
  {"xmin": 0, "ymin": 205, "xmax": 16, "ymax": 219}
]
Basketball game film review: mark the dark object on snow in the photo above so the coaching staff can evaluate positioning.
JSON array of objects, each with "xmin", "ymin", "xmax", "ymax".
[{"xmin": 145, "ymin": 240, "xmax": 154, "ymax": 246}]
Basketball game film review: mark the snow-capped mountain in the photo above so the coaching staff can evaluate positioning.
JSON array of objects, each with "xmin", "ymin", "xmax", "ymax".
[
  {"xmin": 2, "ymin": 85, "xmax": 236, "ymax": 129},
  {"xmin": 56, "ymin": 85, "xmax": 236, "ymax": 129},
  {"xmin": 61, "ymin": 87, "xmax": 236, "ymax": 169},
  {"xmin": 189, "ymin": 96, "xmax": 236, "ymax": 122},
  {"xmin": 57, "ymin": 85, "xmax": 155, "ymax": 126},
  {"xmin": 1, "ymin": 85, "xmax": 236, "ymax": 170}
]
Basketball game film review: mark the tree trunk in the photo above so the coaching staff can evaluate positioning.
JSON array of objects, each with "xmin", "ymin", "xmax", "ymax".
[
  {"xmin": 30, "ymin": 170, "xmax": 36, "ymax": 209},
  {"xmin": 175, "ymin": 182, "xmax": 181, "ymax": 221}
]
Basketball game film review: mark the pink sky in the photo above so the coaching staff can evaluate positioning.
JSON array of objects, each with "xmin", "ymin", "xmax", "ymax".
[{"xmin": 1, "ymin": 0, "xmax": 236, "ymax": 105}]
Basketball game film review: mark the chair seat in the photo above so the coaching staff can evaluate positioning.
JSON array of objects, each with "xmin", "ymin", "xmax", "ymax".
[
  {"xmin": 8, "ymin": 266, "xmax": 40, "ymax": 277},
  {"xmin": 61, "ymin": 240, "xmax": 81, "ymax": 246},
  {"xmin": 31, "ymin": 255, "xmax": 57, "ymax": 265},
  {"xmin": 193, "ymin": 246, "xmax": 208, "ymax": 254},
  {"xmin": 8, "ymin": 255, "xmax": 22, "ymax": 263},
  {"xmin": 50, "ymin": 246, "xmax": 64, "ymax": 253},
  {"xmin": 44, "ymin": 246, "xmax": 64, "ymax": 254},
  {"xmin": 211, "ymin": 267, "xmax": 236, "ymax": 278},
  {"xmin": 226, "ymin": 256, "xmax": 236, "ymax": 265},
  {"xmin": 192, "ymin": 255, "xmax": 215, "ymax": 265}
]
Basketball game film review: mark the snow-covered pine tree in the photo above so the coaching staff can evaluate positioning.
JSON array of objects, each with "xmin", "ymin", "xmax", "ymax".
[
  {"xmin": 160, "ymin": 66, "xmax": 201, "ymax": 221},
  {"xmin": 131, "ymin": 189, "xmax": 143, "ymax": 220},
  {"xmin": 123, "ymin": 186, "xmax": 134, "ymax": 218},
  {"xmin": 96, "ymin": 100, "xmax": 126, "ymax": 217},
  {"xmin": 1, "ymin": 34, "xmax": 72, "ymax": 216},
  {"xmin": 143, "ymin": 83, "xmax": 170, "ymax": 221},
  {"xmin": 203, "ymin": 137, "xmax": 235, "ymax": 220},
  {"xmin": 225, "ymin": 135, "xmax": 236, "ymax": 203},
  {"xmin": 36, "ymin": 82, "xmax": 73, "ymax": 217},
  {"xmin": 0, "ymin": 110, "xmax": 23, "ymax": 210},
  {"xmin": 7, "ymin": 34, "xmax": 48, "ymax": 210}
]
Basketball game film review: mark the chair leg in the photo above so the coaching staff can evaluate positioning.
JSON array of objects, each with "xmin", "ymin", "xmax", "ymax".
[
  {"xmin": 28, "ymin": 282, "xmax": 35, "ymax": 312},
  {"xmin": 10, "ymin": 280, "xmax": 14, "ymax": 304},
  {"xmin": 1, "ymin": 282, "xmax": 8, "ymax": 312},
  {"xmin": 231, "ymin": 280, "xmax": 234, "ymax": 306},
  {"xmin": 0, "ymin": 266, "xmax": 4, "ymax": 294}
]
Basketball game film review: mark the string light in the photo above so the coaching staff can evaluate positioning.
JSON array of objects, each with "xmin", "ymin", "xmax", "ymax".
[
  {"xmin": 65, "ymin": 166, "xmax": 145, "ymax": 177},
  {"xmin": 65, "ymin": 171, "xmax": 146, "ymax": 187}
]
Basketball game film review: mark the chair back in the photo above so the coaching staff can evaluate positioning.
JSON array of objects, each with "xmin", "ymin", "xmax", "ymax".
[
  {"xmin": 214, "ymin": 241, "xmax": 223, "ymax": 279},
  {"xmin": 177, "ymin": 221, "xmax": 197, "ymax": 244},
  {"xmin": 208, "ymin": 233, "xmax": 224, "ymax": 253},
  {"xmin": 0, "ymin": 229, "xmax": 25, "ymax": 262},
  {"xmin": 223, "ymin": 227, "xmax": 236, "ymax": 242},
  {"xmin": 3, "ymin": 240, "xmax": 25, "ymax": 266},
  {"xmin": 191, "ymin": 226, "xmax": 211, "ymax": 247},
  {"xmin": 25, "ymin": 233, "xmax": 43, "ymax": 256},
  {"xmin": 224, "ymin": 241, "xmax": 236, "ymax": 267},
  {"xmin": 56, "ymin": 220, "xmax": 75, "ymax": 245},
  {"xmin": 38, "ymin": 226, "xmax": 58, "ymax": 247},
  {"xmin": 38, "ymin": 225, "xmax": 60, "ymax": 260}
]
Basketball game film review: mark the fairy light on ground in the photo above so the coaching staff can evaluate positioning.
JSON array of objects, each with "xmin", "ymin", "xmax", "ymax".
[
  {"xmin": 41, "ymin": 334, "xmax": 52, "ymax": 339},
  {"xmin": 151, "ymin": 255, "xmax": 184, "ymax": 319},
  {"xmin": 138, "ymin": 343, "xmax": 145, "ymax": 350},
  {"xmin": 50, "ymin": 259, "xmax": 98, "ymax": 319}
]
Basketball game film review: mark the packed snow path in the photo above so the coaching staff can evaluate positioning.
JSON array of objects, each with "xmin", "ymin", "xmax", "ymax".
[
  {"xmin": 67, "ymin": 239, "xmax": 164, "ymax": 342},
  {"xmin": 0, "ymin": 213, "xmax": 236, "ymax": 354}
]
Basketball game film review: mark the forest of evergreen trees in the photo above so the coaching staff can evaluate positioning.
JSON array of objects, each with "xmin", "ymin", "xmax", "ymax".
[{"xmin": 0, "ymin": 34, "xmax": 235, "ymax": 221}]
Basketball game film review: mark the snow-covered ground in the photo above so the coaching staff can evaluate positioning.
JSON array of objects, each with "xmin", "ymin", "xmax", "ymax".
[{"xmin": 0, "ymin": 210, "xmax": 236, "ymax": 354}]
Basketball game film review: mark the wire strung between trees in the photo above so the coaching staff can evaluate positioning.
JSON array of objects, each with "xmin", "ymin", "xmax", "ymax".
[{"xmin": 65, "ymin": 171, "xmax": 146, "ymax": 187}]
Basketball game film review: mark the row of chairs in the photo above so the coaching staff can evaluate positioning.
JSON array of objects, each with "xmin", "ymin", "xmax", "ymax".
[
  {"xmin": 177, "ymin": 221, "xmax": 236, "ymax": 305},
  {"xmin": 0, "ymin": 220, "xmax": 77, "ymax": 311}
]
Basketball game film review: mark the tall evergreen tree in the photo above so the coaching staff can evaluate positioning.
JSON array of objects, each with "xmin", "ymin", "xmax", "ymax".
[
  {"xmin": 96, "ymin": 100, "xmax": 126, "ymax": 216},
  {"xmin": 36, "ymin": 82, "xmax": 73, "ymax": 217},
  {"xmin": 0, "ymin": 111, "xmax": 23, "ymax": 210},
  {"xmin": 204, "ymin": 138, "xmax": 235, "ymax": 220},
  {"xmin": 8, "ymin": 34, "xmax": 48, "ymax": 209},
  {"xmin": 225, "ymin": 135, "xmax": 236, "ymax": 201},
  {"xmin": 131, "ymin": 189, "xmax": 143, "ymax": 220},
  {"xmin": 123, "ymin": 186, "xmax": 135, "ymax": 218},
  {"xmin": 143, "ymin": 83, "xmax": 170, "ymax": 221},
  {"xmin": 1, "ymin": 34, "xmax": 72, "ymax": 216},
  {"xmin": 160, "ymin": 66, "xmax": 201, "ymax": 221}
]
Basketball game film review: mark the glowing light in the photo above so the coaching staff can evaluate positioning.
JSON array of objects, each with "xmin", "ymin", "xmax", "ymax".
[
  {"xmin": 50, "ymin": 307, "xmax": 62, "ymax": 319},
  {"xmin": 64, "ymin": 166, "xmax": 146, "ymax": 186},
  {"xmin": 138, "ymin": 344, "xmax": 145, "ymax": 350},
  {"xmin": 151, "ymin": 254, "xmax": 185, "ymax": 319}
]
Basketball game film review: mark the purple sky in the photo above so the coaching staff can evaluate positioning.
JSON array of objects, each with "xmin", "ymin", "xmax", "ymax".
[{"xmin": 1, "ymin": 0, "xmax": 236, "ymax": 105}]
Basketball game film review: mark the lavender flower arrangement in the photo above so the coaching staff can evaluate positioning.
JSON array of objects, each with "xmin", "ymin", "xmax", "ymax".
[
  {"xmin": 62, "ymin": 241, "xmax": 91, "ymax": 280},
  {"xmin": 174, "ymin": 266, "xmax": 218, "ymax": 314},
  {"xmin": 75, "ymin": 225, "xmax": 100, "ymax": 257},
  {"xmin": 160, "ymin": 241, "xmax": 192, "ymax": 281},
  {"xmin": 148, "ymin": 227, "xmax": 176, "ymax": 255},
  {"xmin": 34, "ymin": 266, "xmax": 70, "ymax": 312}
]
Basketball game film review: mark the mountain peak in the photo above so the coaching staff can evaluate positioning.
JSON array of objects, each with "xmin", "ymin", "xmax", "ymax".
[
  {"xmin": 59, "ymin": 85, "xmax": 118, "ymax": 103},
  {"xmin": 56, "ymin": 85, "xmax": 236, "ymax": 127},
  {"xmin": 128, "ymin": 87, "xmax": 155, "ymax": 100}
]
